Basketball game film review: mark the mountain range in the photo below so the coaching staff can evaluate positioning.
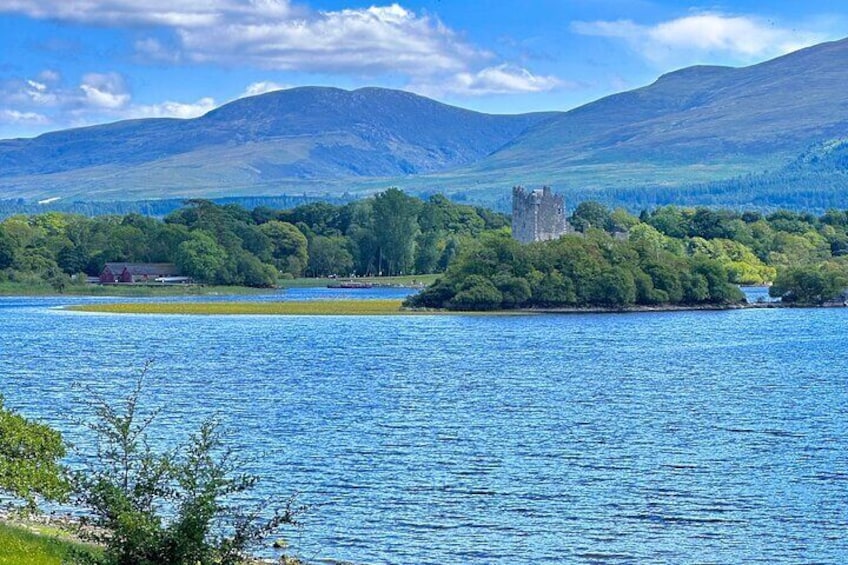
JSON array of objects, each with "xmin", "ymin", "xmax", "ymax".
[{"xmin": 2, "ymin": 37, "xmax": 848, "ymax": 210}]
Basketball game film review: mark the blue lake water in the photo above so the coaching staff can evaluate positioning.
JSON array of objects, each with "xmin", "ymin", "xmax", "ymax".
[{"xmin": 1, "ymin": 288, "xmax": 847, "ymax": 564}]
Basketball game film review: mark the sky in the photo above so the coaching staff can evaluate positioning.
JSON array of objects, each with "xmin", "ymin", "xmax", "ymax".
[{"xmin": 1, "ymin": 0, "xmax": 847, "ymax": 139}]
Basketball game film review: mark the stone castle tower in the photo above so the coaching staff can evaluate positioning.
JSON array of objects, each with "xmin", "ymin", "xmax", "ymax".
[{"xmin": 511, "ymin": 185, "xmax": 567, "ymax": 244}]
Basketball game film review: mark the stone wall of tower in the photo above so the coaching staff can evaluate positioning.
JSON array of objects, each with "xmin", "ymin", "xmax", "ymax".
[{"xmin": 511, "ymin": 186, "xmax": 567, "ymax": 244}]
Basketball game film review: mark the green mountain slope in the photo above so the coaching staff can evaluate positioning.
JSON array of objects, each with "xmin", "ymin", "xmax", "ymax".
[
  {"xmin": 0, "ymin": 87, "xmax": 553, "ymax": 200},
  {"xmin": 2, "ymin": 38, "xmax": 848, "ymax": 207},
  {"xmin": 424, "ymin": 37, "xmax": 848, "ymax": 201}
]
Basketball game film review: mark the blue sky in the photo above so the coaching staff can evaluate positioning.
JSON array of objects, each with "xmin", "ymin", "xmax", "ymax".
[{"xmin": 1, "ymin": 0, "xmax": 846, "ymax": 139}]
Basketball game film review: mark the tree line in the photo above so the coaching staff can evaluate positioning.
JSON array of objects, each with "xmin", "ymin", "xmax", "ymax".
[
  {"xmin": 0, "ymin": 189, "xmax": 508, "ymax": 289},
  {"xmin": 407, "ymin": 202, "xmax": 848, "ymax": 310},
  {"xmin": 3, "ymin": 190, "xmax": 847, "ymax": 304},
  {"xmin": 0, "ymin": 194, "xmax": 348, "ymax": 220}
]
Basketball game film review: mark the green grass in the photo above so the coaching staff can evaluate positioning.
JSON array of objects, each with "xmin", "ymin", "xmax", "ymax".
[
  {"xmin": 68, "ymin": 299, "xmax": 411, "ymax": 315},
  {"xmin": 0, "ymin": 281, "xmax": 272, "ymax": 297},
  {"xmin": 0, "ymin": 275, "xmax": 437, "ymax": 296},
  {"xmin": 0, "ymin": 523, "xmax": 99, "ymax": 565}
]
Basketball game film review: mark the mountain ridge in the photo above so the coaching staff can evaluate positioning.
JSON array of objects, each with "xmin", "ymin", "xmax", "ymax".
[{"xmin": 2, "ymin": 37, "xmax": 848, "ymax": 208}]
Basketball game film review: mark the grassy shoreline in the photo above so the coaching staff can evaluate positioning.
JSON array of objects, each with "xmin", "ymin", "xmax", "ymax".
[
  {"xmin": 0, "ymin": 274, "xmax": 438, "ymax": 297},
  {"xmin": 0, "ymin": 281, "xmax": 273, "ymax": 297},
  {"xmin": 0, "ymin": 521, "xmax": 100, "ymax": 565},
  {"xmin": 67, "ymin": 299, "xmax": 414, "ymax": 316},
  {"xmin": 63, "ymin": 300, "xmax": 779, "ymax": 316}
]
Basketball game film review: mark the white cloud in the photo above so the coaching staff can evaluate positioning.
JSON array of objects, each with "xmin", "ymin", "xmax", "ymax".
[
  {"xmin": 134, "ymin": 38, "xmax": 181, "ymax": 63},
  {"xmin": 0, "ymin": 1, "xmax": 559, "ymax": 96},
  {"xmin": 127, "ymin": 97, "xmax": 217, "ymax": 119},
  {"xmin": 447, "ymin": 64, "xmax": 563, "ymax": 95},
  {"xmin": 242, "ymin": 81, "xmax": 289, "ymax": 97},
  {"xmin": 79, "ymin": 73, "xmax": 131, "ymax": 109},
  {"xmin": 3, "ymin": 1, "xmax": 477, "ymax": 75},
  {"xmin": 413, "ymin": 64, "xmax": 564, "ymax": 97},
  {"xmin": 175, "ymin": 3, "xmax": 481, "ymax": 76},
  {"xmin": 572, "ymin": 12, "xmax": 830, "ymax": 65},
  {"xmin": 24, "ymin": 78, "xmax": 58, "ymax": 105},
  {"xmin": 26, "ymin": 80, "xmax": 47, "ymax": 92},
  {"xmin": 0, "ymin": 109, "xmax": 50, "ymax": 124},
  {"xmin": 1, "ymin": 0, "xmax": 292, "ymax": 28}
]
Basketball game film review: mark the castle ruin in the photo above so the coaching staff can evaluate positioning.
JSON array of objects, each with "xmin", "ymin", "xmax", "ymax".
[{"xmin": 511, "ymin": 185, "xmax": 568, "ymax": 243}]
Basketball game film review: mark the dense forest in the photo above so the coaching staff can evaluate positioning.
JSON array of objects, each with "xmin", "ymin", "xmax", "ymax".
[
  {"xmin": 0, "ymin": 189, "xmax": 507, "ymax": 289},
  {"xmin": 407, "ymin": 201, "xmax": 848, "ymax": 310}
]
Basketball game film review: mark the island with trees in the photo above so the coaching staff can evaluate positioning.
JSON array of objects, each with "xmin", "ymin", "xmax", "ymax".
[{"xmin": 407, "ymin": 201, "xmax": 848, "ymax": 311}]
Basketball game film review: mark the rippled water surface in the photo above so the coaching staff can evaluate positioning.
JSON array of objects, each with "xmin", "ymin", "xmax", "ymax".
[{"xmin": 1, "ymin": 290, "xmax": 847, "ymax": 564}]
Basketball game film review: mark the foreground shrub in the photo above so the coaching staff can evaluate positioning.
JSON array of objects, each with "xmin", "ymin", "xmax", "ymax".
[
  {"xmin": 69, "ymin": 374, "xmax": 303, "ymax": 565},
  {"xmin": 0, "ymin": 395, "xmax": 69, "ymax": 510}
]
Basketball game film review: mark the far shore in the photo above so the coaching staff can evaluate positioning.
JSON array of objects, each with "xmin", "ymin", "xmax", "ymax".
[{"xmin": 0, "ymin": 274, "xmax": 437, "ymax": 298}]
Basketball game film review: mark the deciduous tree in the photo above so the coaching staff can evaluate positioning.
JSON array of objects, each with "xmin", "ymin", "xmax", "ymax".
[{"xmin": 0, "ymin": 396, "xmax": 68, "ymax": 509}]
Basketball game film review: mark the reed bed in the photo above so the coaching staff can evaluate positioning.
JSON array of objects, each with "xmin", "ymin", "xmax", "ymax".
[{"xmin": 68, "ymin": 299, "xmax": 412, "ymax": 316}]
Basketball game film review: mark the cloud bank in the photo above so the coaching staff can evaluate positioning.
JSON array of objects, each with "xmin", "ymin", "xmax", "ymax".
[
  {"xmin": 3, "ymin": 0, "xmax": 557, "ymax": 97},
  {"xmin": 0, "ymin": 71, "xmax": 217, "ymax": 133},
  {"xmin": 572, "ymin": 12, "xmax": 829, "ymax": 66}
]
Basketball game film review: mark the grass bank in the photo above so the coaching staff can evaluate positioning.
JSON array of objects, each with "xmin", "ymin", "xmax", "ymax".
[
  {"xmin": 0, "ymin": 274, "xmax": 436, "ymax": 296},
  {"xmin": 0, "ymin": 281, "xmax": 272, "ymax": 297},
  {"xmin": 0, "ymin": 522, "xmax": 99, "ymax": 565}
]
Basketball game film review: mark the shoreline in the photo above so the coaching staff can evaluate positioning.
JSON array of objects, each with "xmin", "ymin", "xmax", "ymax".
[
  {"xmin": 0, "ymin": 509, "xmax": 305, "ymax": 565},
  {"xmin": 59, "ymin": 299, "xmax": 841, "ymax": 317},
  {"xmin": 0, "ymin": 275, "xmax": 434, "ymax": 298},
  {"xmin": 524, "ymin": 302, "xmax": 757, "ymax": 314}
]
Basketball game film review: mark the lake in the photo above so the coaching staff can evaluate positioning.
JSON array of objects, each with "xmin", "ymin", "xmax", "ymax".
[{"xmin": 1, "ymin": 289, "xmax": 847, "ymax": 564}]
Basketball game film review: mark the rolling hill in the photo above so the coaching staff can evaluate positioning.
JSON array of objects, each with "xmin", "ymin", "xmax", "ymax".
[
  {"xmin": 410, "ymin": 37, "xmax": 848, "ymax": 209},
  {"xmin": 0, "ymin": 87, "xmax": 554, "ymax": 201},
  {"xmin": 2, "ymin": 37, "xmax": 848, "ymax": 209}
]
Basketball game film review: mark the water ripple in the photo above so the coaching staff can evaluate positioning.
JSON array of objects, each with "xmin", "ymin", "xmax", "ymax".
[{"xmin": 1, "ymin": 293, "xmax": 847, "ymax": 563}]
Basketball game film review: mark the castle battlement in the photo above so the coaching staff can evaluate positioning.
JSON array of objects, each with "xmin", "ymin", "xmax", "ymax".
[{"xmin": 511, "ymin": 185, "xmax": 567, "ymax": 243}]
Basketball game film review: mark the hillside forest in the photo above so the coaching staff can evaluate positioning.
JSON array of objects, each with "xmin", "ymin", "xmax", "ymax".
[{"xmin": 1, "ymin": 190, "xmax": 847, "ymax": 308}]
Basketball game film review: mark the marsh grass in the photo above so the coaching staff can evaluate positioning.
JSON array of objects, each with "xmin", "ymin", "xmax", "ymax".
[{"xmin": 68, "ymin": 299, "xmax": 410, "ymax": 315}]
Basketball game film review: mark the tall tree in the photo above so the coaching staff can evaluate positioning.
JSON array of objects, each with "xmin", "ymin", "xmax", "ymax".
[
  {"xmin": 308, "ymin": 235, "xmax": 354, "ymax": 277},
  {"xmin": 174, "ymin": 231, "xmax": 228, "ymax": 283},
  {"xmin": 0, "ymin": 226, "xmax": 16, "ymax": 269},
  {"xmin": 259, "ymin": 220, "xmax": 308, "ymax": 277},
  {"xmin": 372, "ymin": 188, "xmax": 420, "ymax": 275}
]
